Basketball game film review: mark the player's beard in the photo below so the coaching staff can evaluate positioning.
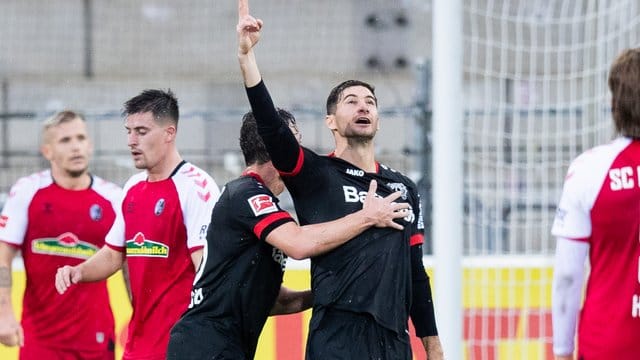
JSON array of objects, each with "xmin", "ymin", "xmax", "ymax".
[
  {"xmin": 344, "ymin": 128, "xmax": 376, "ymax": 146},
  {"xmin": 66, "ymin": 166, "xmax": 88, "ymax": 178}
]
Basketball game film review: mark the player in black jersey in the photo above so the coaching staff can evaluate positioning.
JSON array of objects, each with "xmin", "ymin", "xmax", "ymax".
[
  {"xmin": 166, "ymin": 111, "xmax": 409, "ymax": 360},
  {"xmin": 236, "ymin": 1, "xmax": 444, "ymax": 359}
]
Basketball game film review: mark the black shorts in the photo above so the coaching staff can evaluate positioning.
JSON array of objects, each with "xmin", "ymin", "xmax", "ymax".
[
  {"xmin": 305, "ymin": 308, "xmax": 411, "ymax": 360},
  {"xmin": 167, "ymin": 319, "xmax": 247, "ymax": 360}
]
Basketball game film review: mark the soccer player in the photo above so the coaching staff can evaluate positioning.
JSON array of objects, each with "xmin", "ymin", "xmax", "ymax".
[
  {"xmin": 552, "ymin": 48, "xmax": 640, "ymax": 360},
  {"xmin": 236, "ymin": 2, "xmax": 444, "ymax": 359},
  {"xmin": 0, "ymin": 110, "xmax": 120, "ymax": 359},
  {"xmin": 166, "ymin": 110, "xmax": 410, "ymax": 359},
  {"xmin": 55, "ymin": 89, "xmax": 220, "ymax": 360}
]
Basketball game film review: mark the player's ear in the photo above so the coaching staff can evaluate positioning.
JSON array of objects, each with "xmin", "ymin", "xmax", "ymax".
[
  {"xmin": 164, "ymin": 125, "xmax": 177, "ymax": 142},
  {"xmin": 325, "ymin": 114, "xmax": 337, "ymax": 131},
  {"xmin": 40, "ymin": 143, "xmax": 52, "ymax": 160}
]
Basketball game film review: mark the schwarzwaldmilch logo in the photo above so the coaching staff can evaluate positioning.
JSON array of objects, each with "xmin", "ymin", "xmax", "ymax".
[
  {"xmin": 125, "ymin": 232, "xmax": 169, "ymax": 257},
  {"xmin": 31, "ymin": 232, "xmax": 99, "ymax": 259}
]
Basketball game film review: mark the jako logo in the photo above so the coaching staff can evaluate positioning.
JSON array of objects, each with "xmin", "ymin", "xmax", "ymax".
[{"xmin": 346, "ymin": 168, "xmax": 364, "ymax": 177}]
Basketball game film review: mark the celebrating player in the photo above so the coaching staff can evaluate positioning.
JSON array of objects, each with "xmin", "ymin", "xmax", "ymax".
[
  {"xmin": 167, "ymin": 110, "xmax": 409, "ymax": 359},
  {"xmin": 236, "ymin": 1, "xmax": 444, "ymax": 358}
]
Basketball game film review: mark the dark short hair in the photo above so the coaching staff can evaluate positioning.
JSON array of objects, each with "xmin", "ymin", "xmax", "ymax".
[
  {"xmin": 240, "ymin": 108, "xmax": 296, "ymax": 166},
  {"xmin": 326, "ymin": 80, "xmax": 376, "ymax": 115},
  {"xmin": 122, "ymin": 89, "xmax": 179, "ymax": 128},
  {"xmin": 608, "ymin": 48, "xmax": 640, "ymax": 138}
]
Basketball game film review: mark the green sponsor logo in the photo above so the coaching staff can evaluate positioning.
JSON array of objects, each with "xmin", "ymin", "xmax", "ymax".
[
  {"xmin": 125, "ymin": 232, "xmax": 169, "ymax": 258},
  {"xmin": 31, "ymin": 232, "xmax": 99, "ymax": 259}
]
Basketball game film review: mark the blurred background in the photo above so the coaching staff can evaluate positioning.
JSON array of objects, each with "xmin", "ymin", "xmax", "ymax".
[{"xmin": 1, "ymin": 0, "xmax": 639, "ymax": 359}]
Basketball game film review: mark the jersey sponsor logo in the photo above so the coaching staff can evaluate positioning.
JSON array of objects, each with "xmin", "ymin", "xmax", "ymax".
[
  {"xmin": 90, "ymin": 204, "xmax": 103, "ymax": 221},
  {"xmin": 345, "ymin": 168, "xmax": 364, "ymax": 177},
  {"xmin": 248, "ymin": 194, "xmax": 278, "ymax": 216},
  {"xmin": 386, "ymin": 182, "xmax": 408, "ymax": 200},
  {"xmin": 125, "ymin": 232, "xmax": 169, "ymax": 257},
  {"xmin": 0, "ymin": 214, "xmax": 7, "ymax": 228},
  {"xmin": 343, "ymin": 185, "xmax": 416, "ymax": 224},
  {"xmin": 31, "ymin": 232, "xmax": 99, "ymax": 259},
  {"xmin": 154, "ymin": 198, "xmax": 165, "ymax": 216}
]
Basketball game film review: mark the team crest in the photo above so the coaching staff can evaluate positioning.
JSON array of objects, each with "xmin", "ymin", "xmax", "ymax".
[
  {"xmin": 386, "ymin": 182, "xmax": 408, "ymax": 200},
  {"xmin": 90, "ymin": 204, "xmax": 103, "ymax": 221},
  {"xmin": 154, "ymin": 199, "xmax": 166, "ymax": 216},
  {"xmin": 248, "ymin": 194, "xmax": 278, "ymax": 216}
]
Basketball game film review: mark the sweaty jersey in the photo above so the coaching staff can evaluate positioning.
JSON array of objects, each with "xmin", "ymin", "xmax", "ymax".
[
  {"xmin": 0, "ymin": 170, "xmax": 119, "ymax": 352},
  {"xmin": 105, "ymin": 161, "xmax": 219, "ymax": 360},
  {"xmin": 169, "ymin": 172, "xmax": 294, "ymax": 359},
  {"xmin": 247, "ymin": 81, "xmax": 434, "ymax": 337},
  {"xmin": 552, "ymin": 137, "xmax": 640, "ymax": 359}
]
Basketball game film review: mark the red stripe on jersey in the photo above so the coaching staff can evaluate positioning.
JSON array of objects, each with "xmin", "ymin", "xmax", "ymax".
[
  {"xmin": 278, "ymin": 146, "xmax": 305, "ymax": 177},
  {"xmin": 253, "ymin": 212, "xmax": 292, "ymax": 239},
  {"xmin": 410, "ymin": 233, "xmax": 424, "ymax": 246},
  {"xmin": 188, "ymin": 244, "xmax": 204, "ymax": 253},
  {"xmin": 0, "ymin": 239, "xmax": 20, "ymax": 249},
  {"xmin": 105, "ymin": 242, "xmax": 125, "ymax": 252}
]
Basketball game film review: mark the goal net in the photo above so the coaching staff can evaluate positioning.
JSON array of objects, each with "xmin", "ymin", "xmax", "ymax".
[{"xmin": 462, "ymin": 0, "xmax": 640, "ymax": 358}]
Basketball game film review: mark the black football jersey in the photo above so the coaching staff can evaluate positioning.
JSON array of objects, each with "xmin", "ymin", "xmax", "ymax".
[{"xmin": 175, "ymin": 173, "xmax": 294, "ymax": 358}]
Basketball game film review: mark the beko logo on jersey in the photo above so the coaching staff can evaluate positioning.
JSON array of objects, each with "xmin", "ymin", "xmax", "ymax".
[
  {"xmin": 346, "ymin": 168, "xmax": 364, "ymax": 177},
  {"xmin": 248, "ymin": 194, "xmax": 278, "ymax": 216},
  {"xmin": 343, "ymin": 185, "xmax": 415, "ymax": 223}
]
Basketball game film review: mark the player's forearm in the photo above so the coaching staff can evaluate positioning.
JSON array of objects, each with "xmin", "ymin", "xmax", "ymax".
[
  {"xmin": 270, "ymin": 287, "xmax": 312, "ymax": 315},
  {"xmin": 289, "ymin": 211, "xmax": 373, "ymax": 259},
  {"xmin": 552, "ymin": 238, "xmax": 587, "ymax": 356},
  {"xmin": 0, "ymin": 243, "xmax": 16, "ymax": 314},
  {"xmin": 76, "ymin": 246, "xmax": 123, "ymax": 282},
  {"xmin": 239, "ymin": 50, "xmax": 261, "ymax": 88},
  {"xmin": 0, "ymin": 266, "xmax": 13, "ymax": 315},
  {"xmin": 422, "ymin": 336, "xmax": 444, "ymax": 360}
]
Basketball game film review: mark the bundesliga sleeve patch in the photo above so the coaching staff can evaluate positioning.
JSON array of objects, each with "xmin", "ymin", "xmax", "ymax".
[{"xmin": 247, "ymin": 194, "xmax": 279, "ymax": 216}]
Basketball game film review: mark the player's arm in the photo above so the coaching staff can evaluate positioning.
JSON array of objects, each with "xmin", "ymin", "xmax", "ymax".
[
  {"xmin": 55, "ymin": 245, "xmax": 124, "ymax": 294},
  {"xmin": 409, "ymin": 242, "xmax": 444, "ymax": 360},
  {"xmin": 265, "ymin": 180, "xmax": 408, "ymax": 260},
  {"xmin": 190, "ymin": 248, "xmax": 203, "ymax": 271},
  {"xmin": 552, "ymin": 237, "xmax": 588, "ymax": 359},
  {"xmin": 237, "ymin": 0, "xmax": 301, "ymax": 173},
  {"xmin": 270, "ymin": 286, "xmax": 313, "ymax": 315},
  {"xmin": 0, "ymin": 241, "xmax": 23, "ymax": 347}
]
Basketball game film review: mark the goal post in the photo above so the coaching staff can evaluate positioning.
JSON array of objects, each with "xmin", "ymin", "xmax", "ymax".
[{"xmin": 433, "ymin": 1, "xmax": 640, "ymax": 358}]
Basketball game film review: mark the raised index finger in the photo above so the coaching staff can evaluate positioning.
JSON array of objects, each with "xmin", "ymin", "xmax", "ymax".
[{"xmin": 238, "ymin": 0, "xmax": 249, "ymax": 20}]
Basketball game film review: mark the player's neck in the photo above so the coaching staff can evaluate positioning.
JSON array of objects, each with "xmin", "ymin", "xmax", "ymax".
[
  {"xmin": 147, "ymin": 150, "xmax": 183, "ymax": 182},
  {"xmin": 50, "ymin": 170, "xmax": 91, "ymax": 190},
  {"xmin": 333, "ymin": 143, "xmax": 376, "ymax": 173}
]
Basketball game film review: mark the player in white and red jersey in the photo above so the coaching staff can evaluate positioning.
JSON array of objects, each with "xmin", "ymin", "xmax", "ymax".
[
  {"xmin": 55, "ymin": 89, "xmax": 220, "ymax": 360},
  {"xmin": 552, "ymin": 48, "xmax": 640, "ymax": 360},
  {"xmin": 0, "ymin": 111, "xmax": 120, "ymax": 360}
]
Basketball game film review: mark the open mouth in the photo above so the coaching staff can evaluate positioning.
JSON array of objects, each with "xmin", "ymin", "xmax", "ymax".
[{"xmin": 355, "ymin": 117, "xmax": 371, "ymax": 125}]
